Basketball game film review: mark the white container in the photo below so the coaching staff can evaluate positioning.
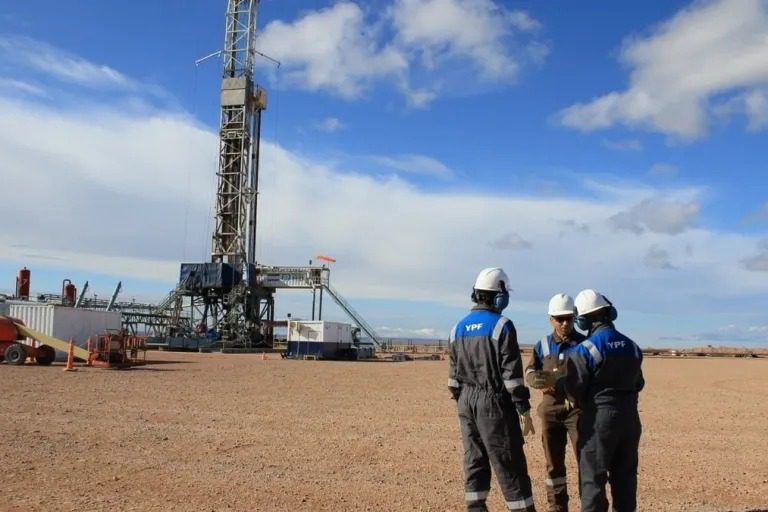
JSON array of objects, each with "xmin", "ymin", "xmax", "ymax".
[
  {"xmin": 288, "ymin": 320, "xmax": 353, "ymax": 344},
  {"xmin": 7, "ymin": 303, "xmax": 122, "ymax": 360}
]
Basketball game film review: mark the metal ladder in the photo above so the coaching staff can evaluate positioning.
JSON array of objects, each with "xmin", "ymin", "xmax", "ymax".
[{"xmin": 322, "ymin": 284, "xmax": 380, "ymax": 346}]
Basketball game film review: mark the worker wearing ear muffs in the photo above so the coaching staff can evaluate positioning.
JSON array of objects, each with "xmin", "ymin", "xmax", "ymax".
[
  {"xmin": 542, "ymin": 289, "xmax": 645, "ymax": 512},
  {"xmin": 448, "ymin": 267, "xmax": 536, "ymax": 512}
]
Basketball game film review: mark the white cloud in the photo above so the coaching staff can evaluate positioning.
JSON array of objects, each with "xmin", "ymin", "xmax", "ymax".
[
  {"xmin": 0, "ymin": 78, "xmax": 46, "ymax": 97},
  {"xmin": 602, "ymin": 138, "xmax": 643, "ymax": 151},
  {"xmin": 713, "ymin": 88, "xmax": 768, "ymax": 131},
  {"xmin": 0, "ymin": 36, "xmax": 137, "ymax": 91},
  {"xmin": 258, "ymin": 0, "xmax": 545, "ymax": 104},
  {"xmin": 559, "ymin": 219, "xmax": 590, "ymax": 235},
  {"xmin": 391, "ymin": 0, "xmax": 538, "ymax": 79},
  {"xmin": 2, "ymin": 43, "xmax": 768, "ymax": 343},
  {"xmin": 741, "ymin": 239, "xmax": 768, "ymax": 271},
  {"xmin": 404, "ymin": 87, "xmax": 437, "ymax": 108},
  {"xmin": 643, "ymin": 245, "xmax": 677, "ymax": 270},
  {"xmin": 610, "ymin": 196, "xmax": 700, "ymax": 234},
  {"xmin": 557, "ymin": 0, "xmax": 768, "ymax": 139},
  {"xmin": 744, "ymin": 202, "xmax": 768, "ymax": 224},
  {"xmin": 258, "ymin": 2, "xmax": 407, "ymax": 98},
  {"xmin": 370, "ymin": 153, "xmax": 454, "ymax": 178},
  {"xmin": 7, "ymin": 88, "xmax": 765, "ymax": 323},
  {"xmin": 315, "ymin": 117, "xmax": 345, "ymax": 133},
  {"xmin": 649, "ymin": 163, "xmax": 679, "ymax": 177},
  {"xmin": 488, "ymin": 232, "xmax": 532, "ymax": 251}
]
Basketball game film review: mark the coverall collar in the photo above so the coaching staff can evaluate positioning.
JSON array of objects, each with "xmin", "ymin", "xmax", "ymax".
[
  {"xmin": 552, "ymin": 330, "xmax": 580, "ymax": 345},
  {"xmin": 472, "ymin": 304, "xmax": 499, "ymax": 313},
  {"xmin": 588, "ymin": 320, "xmax": 615, "ymax": 337}
]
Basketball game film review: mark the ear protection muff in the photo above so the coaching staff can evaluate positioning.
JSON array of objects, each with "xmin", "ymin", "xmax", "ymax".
[
  {"xmin": 470, "ymin": 290, "xmax": 477, "ymax": 303},
  {"xmin": 575, "ymin": 316, "xmax": 591, "ymax": 332},
  {"xmin": 493, "ymin": 281, "xmax": 509, "ymax": 312},
  {"xmin": 576, "ymin": 296, "xmax": 618, "ymax": 332},
  {"xmin": 602, "ymin": 295, "xmax": 618, "ymax": 322}
]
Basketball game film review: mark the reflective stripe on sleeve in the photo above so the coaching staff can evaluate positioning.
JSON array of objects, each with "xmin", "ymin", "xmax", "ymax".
[
  {"xmin": 540, "ymin": 336, "xmax": 550, "ymax": 357},
  {"xmin": 545, "ymin": 476, "xmax": 566, "ymax": 486},
  {"xmin": 492, "ymin": 316, "xmax": 510, "ymax": 342},
  {"xmin": 448, "ymin": 378, "xmax": 460, "ymax": 388},
  {"xmin": 634, "ymin": 342, "xmax": 641, "ymax": 359},
  {"xmin": 465, "ymin": 490, "xmax": 489, "ymax": 502},
  {"xmin": 504, "ymin": 378, "xmax": 524, "ymax": 391},
  {"xmin": 582, "ymin": 340, "xmax": 603, "ymax": 365},
  {"xmin": 506, "ymin": 495, "xmax": 534, "ymax": 510},
  {"xmin": 449, "ymin": 323, "xmax": 459, "ymax": 344}
]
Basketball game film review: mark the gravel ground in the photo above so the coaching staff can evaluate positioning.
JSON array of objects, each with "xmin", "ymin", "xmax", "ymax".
[{"xmin": 0, "ymin": 352, "xmax": 766, "ymax": 512}]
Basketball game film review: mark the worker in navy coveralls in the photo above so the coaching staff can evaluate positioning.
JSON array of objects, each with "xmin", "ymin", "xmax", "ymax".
[
  {"xmin": 448, "ymin": 267, "xmax": 537, "ymax": 512},
  {"xmin": 547, "ymin": 289, "xmax": 645, "ymax": 512}
]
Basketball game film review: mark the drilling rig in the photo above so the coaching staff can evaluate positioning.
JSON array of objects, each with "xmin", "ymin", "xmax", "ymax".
[
  {"xmin": 176, "ymin": 0, "xmax": 271, "ymax": 347},
  {"xmin": 140, "ymin": 0, "xmax": 380, "ymax": 349}
]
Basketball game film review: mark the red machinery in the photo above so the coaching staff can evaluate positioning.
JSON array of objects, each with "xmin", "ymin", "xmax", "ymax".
[
  {"xmin": 16, "ymin": 267, "xmax": 31, "ymax": 300},
  {"xmin": 89, "ymin": 330, "xmax": 147, "ymax": 368},
  {"xmin": 0, "ymin": 316, "xmax": 56, "ymax": 365},
  {"xmin": 62, "ymin": 279, "xmax": 77, "ymax": 306}
]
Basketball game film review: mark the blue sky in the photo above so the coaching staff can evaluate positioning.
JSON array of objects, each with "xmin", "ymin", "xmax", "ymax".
[{"xmin": 1, "ymin": 0, "xmax": 767, "ymax": 347}]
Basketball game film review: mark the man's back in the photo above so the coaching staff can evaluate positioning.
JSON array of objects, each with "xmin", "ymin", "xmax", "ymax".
[
  {"xmin": 566, "ymin": 323, "xmax": 645, "ymax": 408},
  {"xmin": 451, "ymin": 306, "xmax": 513, "ymax": 393}
]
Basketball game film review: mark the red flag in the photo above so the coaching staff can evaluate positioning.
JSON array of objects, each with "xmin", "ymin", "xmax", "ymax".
[{"xmin": 316, "ymin": 255, "xmax": 336, "ymax": 263}]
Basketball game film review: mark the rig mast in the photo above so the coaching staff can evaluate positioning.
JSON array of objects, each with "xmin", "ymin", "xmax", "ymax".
[
  {"xmin": 213, "ymin": 0, "xmax": 262, "ymax": 268},
  {"xmin": 176, "ymin": 0, "xmax": 272, "ymax": 347}
]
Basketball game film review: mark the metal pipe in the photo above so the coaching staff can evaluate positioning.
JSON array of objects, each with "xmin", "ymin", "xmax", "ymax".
[
  {"xmin": 107, "ymin": 281, "xmax": 122, "ymax": 311},
  {"xmin": 74, "ymin": 281, "xmax": 89, "ymax": 308},
  {"xmin": 311, "ymin": 288, "xmax": 316, "ymax": 320}
]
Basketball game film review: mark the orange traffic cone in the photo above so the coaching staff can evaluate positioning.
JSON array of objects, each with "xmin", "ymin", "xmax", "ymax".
[
  {"xmin": 63, "ymin": 338, "xmax": 78, "ymax": 372},
  {"xmin": 85, "ymin": 337, "xmax": 92, "ymax": 367}
]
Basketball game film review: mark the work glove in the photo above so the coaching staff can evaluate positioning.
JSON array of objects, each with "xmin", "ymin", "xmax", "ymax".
[
  {"xmin": 449, "ymin": 387, "xmax": 461, "ymax": 401},
  {"xmin": 529, "ymin": 370, "xmax": 559, "ymax": 390},
  {"xmin": 563, "ymin": 399, "xmax": 574, "ymax": 412},
  {"xmin": 519, "ymin": 410, "xmax": 535, "ymax": 437}
]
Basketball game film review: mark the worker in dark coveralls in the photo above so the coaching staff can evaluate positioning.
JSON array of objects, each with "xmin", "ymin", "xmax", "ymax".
[
  {"xmin": 525, "ymin": 293, "xmax": 586, "ymax": 512},
  {"xmin": 448, "ymin": 267, "xmax": 536, "ymax": 512},
  {"xmin": 545, "ymin": 289, "xmax": 644, "ymax": 512}
]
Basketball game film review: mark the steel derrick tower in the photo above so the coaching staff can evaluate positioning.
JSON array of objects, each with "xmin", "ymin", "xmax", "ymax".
[
  {"xmin": 213, "ymin": 0, "xmax": 262, "ymax": 269},
  {"xmin": 172, "ymin": 0, "xmax": 273, "ymax": 348}
]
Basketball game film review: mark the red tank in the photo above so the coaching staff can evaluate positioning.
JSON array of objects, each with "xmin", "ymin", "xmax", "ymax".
[
  {"xmin": 62, "ymin": 279, "xmax": 77, "ymax": 305},
  {"xmin": 16, "ymin": 267, "xmax": 31, "ymax": 300}
]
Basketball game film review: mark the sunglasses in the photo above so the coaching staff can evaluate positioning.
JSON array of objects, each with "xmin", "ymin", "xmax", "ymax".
[{"xmin": 551, "ymin": 315, "xmax": 574, "ymax": 323}]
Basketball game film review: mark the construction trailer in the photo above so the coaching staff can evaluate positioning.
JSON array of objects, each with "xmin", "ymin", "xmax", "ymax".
[
  {"xmin": 284, "ymin": 320, "xmax": 373, "ymax": 360},
  {"xmin": 3, "ymin": 303, "xmax": 121, "ymax": 361}
]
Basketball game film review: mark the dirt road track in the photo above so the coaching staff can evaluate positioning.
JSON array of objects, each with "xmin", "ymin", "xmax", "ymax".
[{"xmin": 1, "ymin": 353, "xmax": 766, "ymax": 511}]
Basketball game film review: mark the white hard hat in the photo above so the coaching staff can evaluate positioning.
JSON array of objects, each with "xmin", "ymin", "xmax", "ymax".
[
  {"xmin": 474, "ymin": 267, "xmax": 510, "ymax": 292},
  {"xmin": 548, "ymin": 293, "xmax": 575, "ymax": 316},
  {"xmin": 574, "ymin": 289, "xmax": 610, "ymax": 316}
]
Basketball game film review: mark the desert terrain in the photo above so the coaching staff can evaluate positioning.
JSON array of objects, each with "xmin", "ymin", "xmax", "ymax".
[{"xmin": 1, "ymin": 352, "xmax": 766, "ymax": 512}]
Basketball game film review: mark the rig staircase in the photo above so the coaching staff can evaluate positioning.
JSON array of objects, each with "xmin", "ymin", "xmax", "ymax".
[
  {"xmin": 322, "ymin": 284, "xmax": 380, "ymax": 346},
  {"xmin": 152, "ymin": 283, "xmax": 185, "ymax": 316}
]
